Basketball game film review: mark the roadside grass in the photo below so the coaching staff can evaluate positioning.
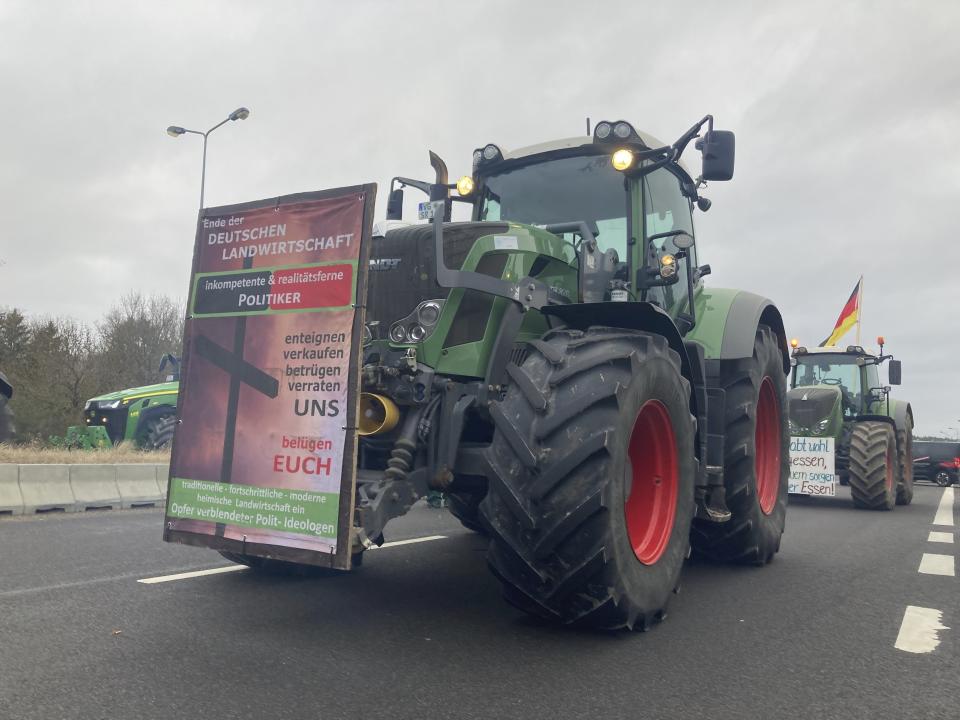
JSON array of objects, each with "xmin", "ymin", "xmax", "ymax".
[{"xmin": 0, "ymin": 441, "xmax": 171, "ymax": 464}]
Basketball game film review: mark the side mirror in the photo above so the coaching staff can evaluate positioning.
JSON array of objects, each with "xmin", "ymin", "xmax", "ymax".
[
  {"xmin": 698, "ymin": 130, "xmax": 735, "ymax": 181},
  {"xmin": 386, "ymin": 188, "xmax": 404, "ymax": 220},
  {"xmin": 888, "ymin": 359, "xmax": 902, "ymax": 385}
]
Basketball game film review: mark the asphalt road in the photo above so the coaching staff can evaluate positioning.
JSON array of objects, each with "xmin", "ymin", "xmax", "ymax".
[{"xmin": 0, "ymin": 485, "xmax": 957, "ymax": 720}]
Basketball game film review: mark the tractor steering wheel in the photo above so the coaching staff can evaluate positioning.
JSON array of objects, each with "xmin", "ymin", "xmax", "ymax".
[{"xmin": 820, "ymin": 378, "xmax": 842, "ymax": 386}]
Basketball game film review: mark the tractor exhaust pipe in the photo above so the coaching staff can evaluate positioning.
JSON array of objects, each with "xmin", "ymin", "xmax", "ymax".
[{"xmin": 358, "ymin": 393, "xmax": 400, "ymax": 436}]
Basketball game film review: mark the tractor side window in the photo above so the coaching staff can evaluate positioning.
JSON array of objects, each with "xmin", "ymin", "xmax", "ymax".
[
  {"xmin": 642, "ymin": 168, "xmax": 695, "ymax": 311},
  {"xmin": 864, "ymin": 364, "xmax": 883, "ymax": 411},
  {"xmin": 481, "ymin": 196, "xmax": 501, "ymax": 221}
]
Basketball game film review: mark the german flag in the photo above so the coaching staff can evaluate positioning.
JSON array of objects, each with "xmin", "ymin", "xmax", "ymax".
[{"xmin": 820, "ymin": 277, "xmax": 862, "ymax": 347}]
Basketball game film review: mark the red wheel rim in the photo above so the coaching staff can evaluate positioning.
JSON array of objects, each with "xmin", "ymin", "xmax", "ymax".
[
  {"xmin": 755, "ymin": 377, "xmax": 780, "ymax": 515},
  {"xmin": 625, "ymin": 400, "xmax": 678, "ymax": 565}
]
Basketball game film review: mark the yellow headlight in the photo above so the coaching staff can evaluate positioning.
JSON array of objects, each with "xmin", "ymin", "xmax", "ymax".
[
  {"xmin": 611, "ymin": 149, "xmax": 634, "ymax": 171},
  {"xmin": 790, "ymin": 338, "xmax": 799, "ymax": 349},
  {"xmin": 456, "ymin": 175, "xmax": 475, "ymax": 196},
  {"xmin": 659, "ymin": 254, "xmax": 677, "ymax": 278}
]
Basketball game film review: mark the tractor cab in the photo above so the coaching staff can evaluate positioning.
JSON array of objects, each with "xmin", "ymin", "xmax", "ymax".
[
  {"xmin": 789, "ymin": 342, "xmax": 901, "ymax": 430},
  {"xmin": 381, "ymin": 117, "xmax": 735, "ymax": 338}
]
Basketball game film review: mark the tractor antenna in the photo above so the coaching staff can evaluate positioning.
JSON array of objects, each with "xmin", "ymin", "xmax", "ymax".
[{"xmin": 586, "ymin": 117, "xmax": 591, "ymax": 136}]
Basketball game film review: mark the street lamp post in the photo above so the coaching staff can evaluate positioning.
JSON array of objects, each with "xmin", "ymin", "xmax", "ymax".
[{"xmin": 166, "ymin": 107, "xmax": 250, "ymax": 209}]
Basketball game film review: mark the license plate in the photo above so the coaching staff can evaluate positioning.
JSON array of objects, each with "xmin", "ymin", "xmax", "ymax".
[{"xmin": 417, "ymin": 202, "xmax": 434, "ymax": 220}]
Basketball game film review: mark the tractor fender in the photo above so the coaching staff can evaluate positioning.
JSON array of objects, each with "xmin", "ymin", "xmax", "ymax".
[
  {"xmin": 854, "ymin": 414, "xmax": 896, "ymax": 430},
  {"xmin": 542, "ymin": 301, "xmax": 698, "ymax": 414},
  {"xmin": 720, "ymin": 290, "xmax": 789, "ymax": 372},
  {"xmin": 686, "ymin": 288, "xmax": 789, "ymax": 373},
  {"xmin": 132, "ymin": 403, "xmax": 177, "ymax": 440},
  {"xmin": 887, "ymin": 398, "xmax": 914, "ymax": 433}
]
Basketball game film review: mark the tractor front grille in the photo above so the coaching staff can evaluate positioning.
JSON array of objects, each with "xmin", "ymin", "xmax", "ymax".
[
  {"xmin": 366, "ymin": 222, "xmax": 509, "ymax": 334},
  {"xmin": 84, "ymin": 405, "xmax": 129, "ymax": 444},
  {"xmin": 787, "ymin": 387, "xmax": 840, "ymax": 431}
]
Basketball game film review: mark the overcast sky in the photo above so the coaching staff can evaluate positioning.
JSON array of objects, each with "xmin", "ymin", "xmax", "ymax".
[{"xmin": 1, "ymin": 0, "xmax": 958, "ymax": 435}]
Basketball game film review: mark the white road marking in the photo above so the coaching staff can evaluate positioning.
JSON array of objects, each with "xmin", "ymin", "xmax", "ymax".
[
  {"xmin": 137, "ymin": 534, "xmax": 447, "ymax": 584},
  {"xmin": 373, "ymin": 534, "xmax": 446, "ymax": 549},
  {"xmin": 928, "ymin": 531, "xmax": 954, "ymax": 544},
  {"xmin": 138, "ymin": 565, "xmax": 246, "ymax": 584},
  {"xmin": 933, "ymin": 487, "xmax": 954, "ymax": 527},
  {"xmin": 918, "ymin": 553, "xmax": 955, "ymax": 577},
  {"xmin": 895, "ymin": 606, "xmax": 949, "ymax": 654}
]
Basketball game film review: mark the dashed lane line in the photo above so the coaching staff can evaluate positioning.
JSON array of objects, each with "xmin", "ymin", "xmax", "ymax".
[
  {"xmin": 933, "ymin": 487, "xmax": 954, "ymax": 527},
  {"xmin": 895, "ymin": 606, "xmax": 950, "ymax": 654},
  {"xmin": 894, "ymin": 489, "xmax": 956, "ymax": 652},
  {"xmin": 137, "ymin": 535, "xmax": 448, "ymax": 585},
  {"xmin": 918, "ymin": 553, "xmax": 955, "ymax": 577}
]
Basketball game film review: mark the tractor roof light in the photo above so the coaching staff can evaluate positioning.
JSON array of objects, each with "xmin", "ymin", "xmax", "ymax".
[
  {"xmin": 611, "ymin": 148, "xmax": 635, "ymax": 171},
  {"xmin": 790, "ymin": 338, "xmax": 799, "ymax": 349},
  {"xmin": 594, "ymin": 119, "xmax": 640, "ymax": 144},
  {"xmin": 456, "ymin": 175, "xmax": 475, "ymax": 196},
  {"xmin": 473, "ymin": 143, "xmax": 503, "ymax": 170}
]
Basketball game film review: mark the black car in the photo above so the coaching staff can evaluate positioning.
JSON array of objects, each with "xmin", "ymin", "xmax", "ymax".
[{"xmin": 913, "ymin": 441, "xmax": 960, "ymax": 487}]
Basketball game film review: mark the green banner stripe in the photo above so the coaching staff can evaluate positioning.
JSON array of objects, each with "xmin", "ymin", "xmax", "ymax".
[{"xmin": 167, "ymin": 477, "xmax": 340, "ymax": 540}]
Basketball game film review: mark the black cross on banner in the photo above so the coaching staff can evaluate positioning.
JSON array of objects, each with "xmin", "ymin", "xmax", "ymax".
[{"xmin": 193, "ymin": 323, "xmax": 279, "ymax": 538}]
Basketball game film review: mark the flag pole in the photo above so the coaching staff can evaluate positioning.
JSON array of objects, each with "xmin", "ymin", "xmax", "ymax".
[{"xmin": 856, "ymin": 275, "xmax": 863, "ymax": 346}]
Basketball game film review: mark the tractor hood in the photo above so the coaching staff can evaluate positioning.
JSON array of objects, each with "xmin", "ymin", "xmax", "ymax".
[
  {"xmin": 88, "ymin": 381, "xmax": 179, "ymax": 404},
  {"xmin": 787, "ymin": 385, "xmax": 841, "ymax": 435}
]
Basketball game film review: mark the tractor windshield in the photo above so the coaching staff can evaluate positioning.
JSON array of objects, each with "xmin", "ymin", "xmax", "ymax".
[
  {"xmin": 793, "ymin": 354, "xmax": 863, "ymax": 417},
  {"xmin": 794, "ymin": 356, "xmax": 860, "ymax": 390},
  {"xmin": 477, "ymin": 154, "xmax": 628, "ymax": 259}
]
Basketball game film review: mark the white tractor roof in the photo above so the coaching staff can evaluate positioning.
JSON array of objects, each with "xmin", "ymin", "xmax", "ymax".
[{"xmin": 496, "ymin": 131, "xmax": 694, "ymax": 175}]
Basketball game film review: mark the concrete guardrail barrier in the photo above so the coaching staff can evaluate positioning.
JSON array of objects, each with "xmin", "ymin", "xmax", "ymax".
[{"xmin": 0, "ymin": 464, "xmax": 169, "ymax": 516}]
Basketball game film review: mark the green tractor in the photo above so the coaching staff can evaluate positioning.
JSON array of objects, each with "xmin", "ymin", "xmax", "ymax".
[
  {"xmin": 0, "ymin": 371, "xmax": 13, "ymax": 443},
  {"xmin": 227, "ymin": 116, "xmax": 792, "ymax": 630},
  {"xmin": 67, "ymin": 355, "xmax": 180, "ymax": 450},
  {"xmin": 788, "ymin": 340, "xmax": 913, "ymax": 509}
]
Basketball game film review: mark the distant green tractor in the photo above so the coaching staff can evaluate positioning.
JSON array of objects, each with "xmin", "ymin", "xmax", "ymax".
[
  {"xmin": 67, "ymin": 355, "xmax": 180, "ymax": 450},
  {"xmin": 788, "ymin": 340, "xmax": 913, "ymax": 509},
  {"xmin": 0, "ymin": 371, "xmax": 13, "ymax": 443}
]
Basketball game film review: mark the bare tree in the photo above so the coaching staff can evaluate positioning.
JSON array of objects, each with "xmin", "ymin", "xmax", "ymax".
[
  {"xmin": 0, "ymin": 295, "xmax": 184, "ymax": 442},
  {"xmin": 13, "ymin": 317, "xmax": 96, "ymax": 439},
  {"xmin": 94, "ymin": 293, "xmax": 184, "ymax": 390}
]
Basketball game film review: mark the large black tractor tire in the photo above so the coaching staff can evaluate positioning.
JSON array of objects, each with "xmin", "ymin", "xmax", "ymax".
[
  {"xmin": 480, "ymin": 328, "xmax": 696, "ymax": 631},
  {"xmin": 447, "ymin": 492, "xmax": 487, "ymax": 534},
  {"xmin": 895, "ymin": 417, "xmax": 914, "ymax": 506},
  {"xmin": 140, "ymin": 414, "xmax": 176, "ymax": 450},
  {"xmin": 218, "ymin": 549, "xmax": 362, "ymax": 575},
  {"xmin": 0, "ymin": 404, "xmax": 13, "ymax": 444},
  {"xmin": 691, "ymin": 326, "xmax": 789, "ymax": 565},
  {"xmin": 848, "ymin": 421, "xmax": 897, "ymax": 510}
]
